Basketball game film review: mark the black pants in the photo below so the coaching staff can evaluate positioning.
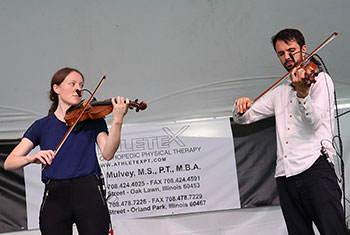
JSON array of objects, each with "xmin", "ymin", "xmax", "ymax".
[
  {"xmin": 39, "ymin": 174, "xmax": 110, "ymax": 235},
  {"xmin": 276, "ymin": 155, "xmax": 347, "ymax": 235}
]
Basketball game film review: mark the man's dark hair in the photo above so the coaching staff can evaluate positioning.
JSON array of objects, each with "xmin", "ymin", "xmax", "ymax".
[{"xmin": 271, "ymin": 28, "xmax": 305, "ymax": 51}]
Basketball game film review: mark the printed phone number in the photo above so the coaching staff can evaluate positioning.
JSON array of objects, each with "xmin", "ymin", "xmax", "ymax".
[
  {"xmin": 108, "ymin": 193, "xmax": 204, "ymax": 208},
  {"xmin": 107, "ymin": 175, "xmax": 201, "ymax": 190}
]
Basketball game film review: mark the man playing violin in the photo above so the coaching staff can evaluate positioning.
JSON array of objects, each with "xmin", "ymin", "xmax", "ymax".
[
  {"xmin": 233, "ymin": 29, "xmax": 348, "ymax": 235},
  {"xmin": 4, "ymin": 67, "xmax": 129, "ymax": 235}
]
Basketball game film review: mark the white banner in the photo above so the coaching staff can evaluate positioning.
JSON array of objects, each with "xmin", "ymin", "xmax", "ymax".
[
  {"xmin": 24, "ymin": 117, "xmax": 240, "ymax": 229},
  {"xmin": 99, "ymin": 118, "xmax": 241, "ymax": 219}
]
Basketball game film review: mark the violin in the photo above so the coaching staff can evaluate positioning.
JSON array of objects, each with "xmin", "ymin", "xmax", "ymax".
[
  {"xmin": 300, "ymin": 59, "xmax": 321, "ymax": 83},
  {"xmin": 290, "ymin": 52, "xmax": 323, "ymax": 84},
  {"xmin": 64, "ymin": 98, "xmax": 147, "ymax": 126}
]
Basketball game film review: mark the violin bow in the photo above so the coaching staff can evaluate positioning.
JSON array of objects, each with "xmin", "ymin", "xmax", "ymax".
[
  {"xmin": 42, "ymin": 75, "xmax": 106, "ymax": 170},
  {"xmin": 253, "ymin": 32, "xmax": 338, "ymax": 103}
]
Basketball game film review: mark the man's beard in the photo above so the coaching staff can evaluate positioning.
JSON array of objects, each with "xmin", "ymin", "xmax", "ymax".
[
  {"xmin": 284, "ymin": 57, "xmax": 303, "ymax": 72},
  {"xmin": 284, "ymin": 59, "xmax": 295, "ymax": 72}
]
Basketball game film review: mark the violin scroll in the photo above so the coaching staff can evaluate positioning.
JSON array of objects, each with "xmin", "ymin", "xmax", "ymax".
[{"xmin": 129, "ymin": 99, "xmax": 147, "ymax": 112}]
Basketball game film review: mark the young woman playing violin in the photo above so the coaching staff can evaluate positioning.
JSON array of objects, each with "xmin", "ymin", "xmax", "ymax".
[
  {"xmin": 234, "ymin": 29, "xmax": 348, "ymax": 235},
  {"xmin": 4, "ymin": 67, "xmax": 129, "ymax": 235}
]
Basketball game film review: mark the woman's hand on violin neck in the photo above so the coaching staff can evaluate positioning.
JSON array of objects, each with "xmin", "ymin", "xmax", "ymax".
[
  {"xmin": 290, "ymin": 67, "xmax": 310, "ymax": 98},
  {"xmin": 235, "ymin": 97, "xmax": 252, "ymax": 114},
  {"xmin": 28, "ymin": 150, "xmax": 55, "ymax": 165},
  {"xmin": 111, "ymin": 96, "xmax": 129, "ymax": 124},
  {"xmin": 98, "ymin": 96, "xmax": 128, "ymax": 160}
]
